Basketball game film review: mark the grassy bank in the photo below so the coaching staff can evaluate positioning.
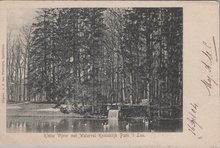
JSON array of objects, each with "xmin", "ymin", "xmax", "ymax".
[{"xmin": 7, "ymin": 102, "xmax": 83, "ymax": 117}]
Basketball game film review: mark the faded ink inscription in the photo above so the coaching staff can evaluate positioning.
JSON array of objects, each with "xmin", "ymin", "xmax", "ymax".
[
  {"xmin": 201, "ymin": 36, "xmax": 219, "ymax": 96},
  {"xmin": 187, "ymin": 103, "xmax": 202, "ymax": 139}
]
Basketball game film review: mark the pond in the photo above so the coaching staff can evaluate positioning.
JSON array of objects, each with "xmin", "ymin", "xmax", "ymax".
[{"xmin": 7, "ymin": 116, "xmax": 182, "ymax": 133}]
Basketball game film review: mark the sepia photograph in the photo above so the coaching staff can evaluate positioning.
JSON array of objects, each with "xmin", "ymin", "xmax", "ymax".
[
  {"xmin": 0, "ymin": 1, "xmax": 219, "ymax": 148},
  {"xmin": 6, "ymin": 7, "xmax": 183, "ymax": 133}
]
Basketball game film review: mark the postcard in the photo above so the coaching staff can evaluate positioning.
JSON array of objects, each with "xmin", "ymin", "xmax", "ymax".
[{"xmin": 0, "ymin": 1, "xmax": 219, "ymax": 148}]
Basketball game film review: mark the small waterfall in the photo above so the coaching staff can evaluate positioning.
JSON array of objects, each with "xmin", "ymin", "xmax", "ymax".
[
  {"xmin": 108, "ymin": 110, "xmax": 119, "ymax": 119},
  {"xmin": 106, "ymin": 110, "xmax": 119, "ymax": 132}
]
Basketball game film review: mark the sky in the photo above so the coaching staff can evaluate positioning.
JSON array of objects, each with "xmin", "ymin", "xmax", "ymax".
[{"xmin": 7, "ymin": 8, "xmax": 37, "ymax": 36}]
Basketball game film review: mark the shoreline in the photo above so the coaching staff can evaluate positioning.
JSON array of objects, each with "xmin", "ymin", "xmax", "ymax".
[{"xmin": 7, "ymin": 103, "xmax": 182, "ymax": 121}]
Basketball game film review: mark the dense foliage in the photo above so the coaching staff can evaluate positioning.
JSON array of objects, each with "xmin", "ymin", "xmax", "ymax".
[{"xmin": 7, "ymin": 8, "xmax": 182, "ymax": 115}]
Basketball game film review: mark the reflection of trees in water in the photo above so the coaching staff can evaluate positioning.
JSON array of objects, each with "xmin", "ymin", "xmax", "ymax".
[
  {"xmin": 57, "ymin": 119, "xmax": 70, "ymax": 132},
  {"xmin": 6, "ymin": 117, "xmax": 182, "ymax": 132},
  {"xmin": 7, "ymin": 120, "xmax": 27, "ymax": 132}
]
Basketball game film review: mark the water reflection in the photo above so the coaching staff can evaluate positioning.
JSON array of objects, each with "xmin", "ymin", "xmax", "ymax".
[{"xmin": 7, "ymin": 116, "xmax": 182, "ymax": 133}]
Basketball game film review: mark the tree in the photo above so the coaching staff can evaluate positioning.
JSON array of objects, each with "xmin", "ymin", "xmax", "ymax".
[{"xmin": 7, "ymin": 8, "xmax": 183, "ymax": 119}]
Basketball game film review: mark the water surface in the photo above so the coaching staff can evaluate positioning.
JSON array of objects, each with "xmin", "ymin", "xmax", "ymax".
[{"xmin": 7, "ymin": 116, "xmax": 182, "ymax": 133}]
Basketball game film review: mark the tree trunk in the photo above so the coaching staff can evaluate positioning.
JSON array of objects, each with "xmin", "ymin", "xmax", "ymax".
[{"xmin": 129, "ymin": 72, "xmax": 133, "ymax": 104}]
